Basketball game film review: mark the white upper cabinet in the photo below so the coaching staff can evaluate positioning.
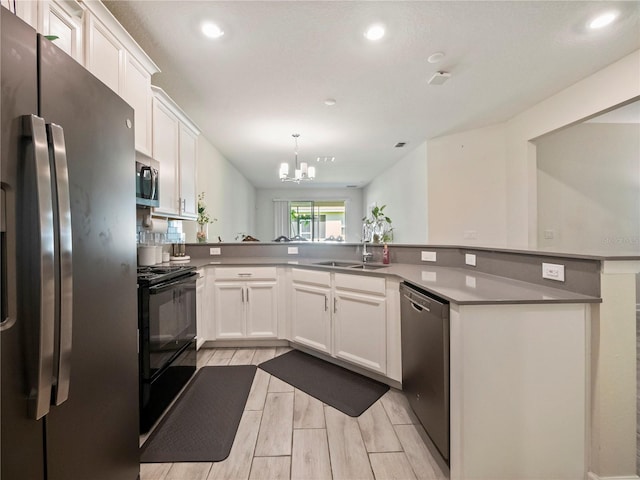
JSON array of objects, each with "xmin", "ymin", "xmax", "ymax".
[
  {"xmin": 4, "ymin": 1, "xmax": 84, "ymax": 62},
  {"xmin": 178, "ymin": 124, "xmax": 198, "ymax": 218},
  {"xmin": 124, "ymin": 53, "xmax": 153, "ymax": 155},
  {"xmin": 2, "ymin": 0, "xmax": 39, "ymax": 29},
  {"xmin": 40, "ymin": 0, "xmax": 85, "ymax": 62},
  {"xmin": 84, "ymin": 10, "xmax": 122, "ymax": 92},
  {"xmin": 151, "ymin": 86, "xmax": 199, "ymax": 220},
  {"xmin": 152, "ymin": 96, "xmax": 180, "ymax": 216},
  {"xmin": 81, "ymin": 0, "xmax": 159, "ymax": 154}
]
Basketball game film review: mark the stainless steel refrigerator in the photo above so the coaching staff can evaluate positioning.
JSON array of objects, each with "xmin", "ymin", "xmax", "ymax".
[{"xmin": 1, "ymin": 8, "xmax": 139, "ymax": 480}]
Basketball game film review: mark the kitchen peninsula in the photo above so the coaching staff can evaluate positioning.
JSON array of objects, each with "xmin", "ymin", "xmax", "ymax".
[{"xmin": 176, "ymin": 241, "xmax": 636, "ymax": 480}]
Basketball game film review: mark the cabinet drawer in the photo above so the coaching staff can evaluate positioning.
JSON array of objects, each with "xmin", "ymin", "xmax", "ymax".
[
  {"xmin": 334, "ymin": 272, "xmax": 385, "ymax": 296},
  {"xmin": 292, "ymin": 268, "xmax": 331, "ymax": 287},
  {"xmin": 215, "ymin": 266, "xmax": 277, "ymax": 281}
]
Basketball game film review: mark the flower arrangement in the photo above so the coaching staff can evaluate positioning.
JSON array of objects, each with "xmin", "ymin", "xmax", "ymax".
[{"xmin": 196, "ymin": 192, "xmax": 217, "ymax": 243}]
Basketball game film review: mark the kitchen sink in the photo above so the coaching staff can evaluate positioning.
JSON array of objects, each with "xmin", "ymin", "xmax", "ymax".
[
  {"xmin": 313, "ymin": 260, "xmax": 360, "ymax": 267},
  {"xmin": 348, "ymin": 264, "xmax": 387, "ymax": 270}
]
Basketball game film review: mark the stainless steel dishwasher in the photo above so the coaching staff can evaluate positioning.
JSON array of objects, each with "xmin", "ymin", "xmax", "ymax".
[{"xmin": 400, "ymin": 282, "xmax": 450, "ymax": 463}]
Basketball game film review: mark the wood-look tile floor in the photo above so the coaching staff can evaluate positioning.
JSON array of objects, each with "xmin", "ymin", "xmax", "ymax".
[{"xmin": 140, "ymin": 347, "xmax": 449, "ymax": 480}]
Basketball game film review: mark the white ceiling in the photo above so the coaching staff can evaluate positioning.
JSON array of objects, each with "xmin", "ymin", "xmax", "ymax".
[{"xmin": 104, "ymin": 1, "xmax": 640, "ymax": 189}]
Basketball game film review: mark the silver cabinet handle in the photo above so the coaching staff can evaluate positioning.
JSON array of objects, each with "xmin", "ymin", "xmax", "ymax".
[
  {"xmin": 241, "ymin": 287, "xmax": 245, "ymax": 303},
  {"xmin": 333, "ymin": 297, "xmax": 337, "ymax": 314},
  {"xmin": 47, "ymin": 123, "xmax": 73, "ymax": 406},
  {"xmin": 324, "ymin": 295, "xmax": 328, "ymax": 312},
  {"xmin": 246, "ymin": 287, "xmax": 249, "ymax": 303},
  {"xmin": 22, "ymin": 115, "xmax": 55, "ymax": 420},
  {"xmin": 237, "ymin": 273, "xmax": 253, "ymax": 277}
]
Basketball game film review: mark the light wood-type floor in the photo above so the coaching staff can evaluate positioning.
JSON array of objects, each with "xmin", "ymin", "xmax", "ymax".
[{"xmin": 140, "ymin": 347, "xmax": 449, "ymax": 480}]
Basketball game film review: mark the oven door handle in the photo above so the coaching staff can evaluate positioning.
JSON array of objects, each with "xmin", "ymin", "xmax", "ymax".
[{"xmin": 148, "ymin": 272, "xmax": 198, "ymax": 294}]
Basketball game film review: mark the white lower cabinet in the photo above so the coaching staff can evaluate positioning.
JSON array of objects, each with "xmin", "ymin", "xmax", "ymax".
[
  {"xmin": 214, "ymin": 283, "xmax": 245, "ymax": 338},
  {"xmin": 333, "ymin": 288, "xmax": 386, "ymax": 374},
  {"xmin": 290, "ymin": 268, "xmax": 387, "ymax": 375},
  {"xmin": 195, "ymin": 268, "xmax": 206, "ymax": 349},
  {"xmin": 291, "ymin": 281, "xmax": 332, "ymax": 353},
  {"xmin": 213, "ymin": 267, "xmax": 278, "ymax": 339}
]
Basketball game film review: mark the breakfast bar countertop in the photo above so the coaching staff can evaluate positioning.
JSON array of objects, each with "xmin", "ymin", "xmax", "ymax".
[{"xmin": 175, "ymin": 256, "xmax": 601, "ymax": 306}]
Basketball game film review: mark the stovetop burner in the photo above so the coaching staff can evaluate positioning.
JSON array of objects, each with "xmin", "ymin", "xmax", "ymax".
[{"xmin": 137, "ymin": 264, "xmax": 196, "ymax": 286}]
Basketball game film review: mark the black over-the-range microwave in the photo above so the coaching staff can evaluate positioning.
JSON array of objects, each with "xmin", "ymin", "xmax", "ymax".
[{"xmin": 136, "ymin": 160, "xmax": 159, "ymax": 207}]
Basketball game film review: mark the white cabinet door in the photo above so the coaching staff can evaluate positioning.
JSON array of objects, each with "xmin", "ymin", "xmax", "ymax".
[
  {"xmin": 214, "ymin": 283, "xmax": 245, "ymax": 338},
  {"xmin": 291, "ymin": 283, "xmax": 332, "ymax": 354},
  {"xmin": 152, "ymin": 98, "xmax": 179, "ymax": 216},
  {"xmin": 333, "ymin": 289, "xmax": 386, "ymax": 374},
  {"xmin": 85, "ymin": 12, "xmax": 123, "ymax": 94},
  {"xmin": 3, "ymin": 0, "xmax": 38, "ymax": 29},
  {"xmin": 40, "ymin": 0, "xmax": 84, "ymax": 63},
  {"xmin": 123, "ymin": 52, "xmax": 152, "ymax": 155},
  {"xmin": 196, "ymin": 269, "xmax": 206, "ymax": 349},
  {"xmin": 246, "ymin": 282, "xmax": 278, "ymax": 338},
  {"xmin": 178, "ymin": 124, "xmax": 197, "ymax": 218}
]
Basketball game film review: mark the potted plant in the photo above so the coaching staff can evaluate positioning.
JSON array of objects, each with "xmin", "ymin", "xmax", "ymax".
[
  {"xmin": 362, "ymin": 204, "xmax": 393, "ymax": 243},
  {"xmin": 196, "ymin": 192, "xmax": 217, "ymax": 243}
]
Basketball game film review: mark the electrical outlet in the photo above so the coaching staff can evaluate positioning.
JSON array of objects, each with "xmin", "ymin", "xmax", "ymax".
[
  {"xmin": 463, "ymin": 230, "xmax": 478, "ymax": 240},
  {"xmin": 465, "ymin": 253, "xmax": 476, "ymax": 266},
  {"xmin": 542, "ymin": 262, "xmax": 565, "ymax": 282},
  {"xmin": 543, "ymin": 230, "xmax": 555, "ymax": 240},
  {"xmin": 209, "ymin": 247, "xmax": 221, "ymax": 255},
  {"xmin": 465, "ymin": 275, "xmax": 476, "ymax": 288},
  {"xmin": 288, "ymin": 246, "xmax": 298, "ymax": 255},
  {"xmin": 421, "ymin": 251, "xmax": 437, "ymax": 262}
]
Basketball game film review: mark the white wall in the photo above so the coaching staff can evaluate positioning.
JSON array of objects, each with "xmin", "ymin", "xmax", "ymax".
[
  {"xmin": 427, "ymin": 125, "xmax": 507, "ymax": 246},
  {"xmin": 183, "ymin": 135, "xmax": 256, "ymax": 242},
  {"xmin": 536, "ymin": 123, "xmax": 640, "ymax": 252},
  {"xmin": 254, "ymin": 188, "xmax": 363, "ymax": 242},
  {"xmin": 422, "ymin": 49, "xmax": 640, "ymax": 248},
  {"xmin": 506, "ymin": 49, "xmax": 640, "ymax": 247},
  {"xmin": 362, "ymin": 142, "xmax": 428, "ymax": 244}
]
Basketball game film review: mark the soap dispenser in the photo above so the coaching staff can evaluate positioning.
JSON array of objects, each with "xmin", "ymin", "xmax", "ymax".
[{"xmin": 382, "ymin": 243, "xmax": 390, "ymax": 264}]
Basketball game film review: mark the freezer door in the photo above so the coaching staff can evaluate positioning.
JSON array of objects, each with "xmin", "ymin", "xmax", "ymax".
[
  {"xmin": 1, "ymin": 8, "xmax": 47, "ymax": 480},
  {"xmin": 38, "ymin": 36, "xmax": 139, "ymax": 480}
]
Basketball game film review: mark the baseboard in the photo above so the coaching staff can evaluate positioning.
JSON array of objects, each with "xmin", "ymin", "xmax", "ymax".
[
  {"xmin": 587, "ymin": 472, "xmax": 640, "ymax": 480},
  {"xmin": 202, "ymin": 339, "xmax": 290, "ymax": 348}
]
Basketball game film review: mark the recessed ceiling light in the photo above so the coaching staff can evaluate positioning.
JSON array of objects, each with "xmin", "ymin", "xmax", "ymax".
[
  {"xmin": 364, "ymin": 24, "xmax": 385, "ymax": 41},
  {"xmin": 202, "ymin": 22, "xmax": 224, "ymax": 39},
  {"xmin": 427, "ymin": 52, "xmax": 445, "ymax": 64},
  {"xmin": 324, "ymin": 98, "xmax": 337, "ymax": 106},
  {"xmin": 588, "ymin": 11, "xmax": 618, "ymax": 29}
]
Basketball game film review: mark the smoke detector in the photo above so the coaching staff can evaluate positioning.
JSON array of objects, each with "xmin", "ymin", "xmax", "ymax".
[{"xmin": 428, "ymin": 71, "xmax": 451, "ymax": 85}]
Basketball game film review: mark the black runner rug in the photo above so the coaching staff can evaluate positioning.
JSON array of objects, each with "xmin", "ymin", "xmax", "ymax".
[
  {"xmin": 259, "ymin": 349, "xmax": 389, "ymax": 417},
  {"xmin": 140, "ymin": 365, "xmax": 256, "ymax": 463}
]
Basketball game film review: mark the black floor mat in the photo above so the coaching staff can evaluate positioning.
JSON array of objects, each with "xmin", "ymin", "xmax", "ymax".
[
  {"xmin": 140, "ymin": 365, "xmax": 256, "ymax": 463},
  {"xmin": 259, "ymin": 350, "xmax": 389, "ymax": 417}
]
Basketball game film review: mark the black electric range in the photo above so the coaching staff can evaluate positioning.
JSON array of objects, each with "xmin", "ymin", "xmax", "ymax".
[
  {"xmin": 137, "ymin": 264, "xmax": 197, "ymax": 286},
  {"xmin": 137, "ymin": 263, "xmax": 198, "ymax": 432}
]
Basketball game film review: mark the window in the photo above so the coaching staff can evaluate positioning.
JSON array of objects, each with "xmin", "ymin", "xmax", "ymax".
[{"xmin": 290, "ymin": 201, "xmax": 346, "ymax": 242}]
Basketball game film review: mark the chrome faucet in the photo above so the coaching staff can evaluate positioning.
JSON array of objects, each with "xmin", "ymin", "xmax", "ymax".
[{"xmin": 362, "ymin": 241, "xmax": 374, "ymax": 263}]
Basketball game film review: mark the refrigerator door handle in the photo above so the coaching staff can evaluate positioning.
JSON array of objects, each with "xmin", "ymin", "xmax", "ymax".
[
  {"xmin": 23, "ymin": 115, "xmax": 56, "ymax": 420},
  {"xmin": 0, "ymin": 188, "xmax": 16, "ymax": 332},
  {"xmin": 47, "ymin": 123, "xmax": 73, "ymax": 406}
]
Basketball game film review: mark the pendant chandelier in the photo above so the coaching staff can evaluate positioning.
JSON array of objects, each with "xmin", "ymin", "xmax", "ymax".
[{"xmin": 279, "ymin": 133, "xmax": 316, "ymax": 183}]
